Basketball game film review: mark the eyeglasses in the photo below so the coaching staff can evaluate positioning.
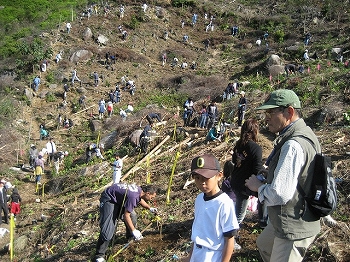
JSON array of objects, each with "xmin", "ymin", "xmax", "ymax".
[{"xmin": 264, "ymin": 107, "xmax": 286, "ymax": 118}]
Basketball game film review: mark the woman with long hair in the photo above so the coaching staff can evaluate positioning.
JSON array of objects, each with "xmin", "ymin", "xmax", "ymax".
[{"xmin": 230, "ymin": 118, "xmax": 263, "ymax": 224}]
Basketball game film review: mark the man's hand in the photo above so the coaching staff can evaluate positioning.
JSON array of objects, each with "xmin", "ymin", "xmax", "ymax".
[
  {"xmin": 149, "ymin": 207, "xmax": 158, "ymax": 214},
  {"xmin": 132, "ymin": 230, "xmax": 143, "ymax": 241},
  {"xmin": 245, "ymin": 175, "xmax": 264, "ymax": 192}
]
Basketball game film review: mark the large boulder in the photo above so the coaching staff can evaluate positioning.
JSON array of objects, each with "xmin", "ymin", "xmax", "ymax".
[
  {"xmin": 97, "ymin": 35, "xmax": 109, "ymax": 45},
  {"xmin": 268, "ymin": 65, "xmax": 285, "ymax": 77},
  {"xmin": 129, "ymin": 129, "xmax": 143, "ymax": 147},
  {"xmin": 69, "ymin": 50, "xmax": 93, "ymax": 64},
  {"xmin": 99, "ymin": 130, "xmax": 118, "ymax": 150},
  {"xmin": 266, "ymin": 54, "xmax": 282, "ymax": 67},
  {"xmin": 90, "ymin": 119, "xmax": 102, "ymax": 132},
  {"xmin": 48, "ymin": 84, "xmax": 58, "ymax": 90},
  {"xmin": 14, "ymin": 235, "xmax": 29, "ymax": 251},
  {"xmin": 76, "ymin": 86, "xmax": 87, "ymax": 94},
  {"xmin": 82, "ymin": 27, "xmax": 93, "ymax": 41},
  {"xmin": 24, "ymin": 88, "xmax": 34, "ymax": 100}
]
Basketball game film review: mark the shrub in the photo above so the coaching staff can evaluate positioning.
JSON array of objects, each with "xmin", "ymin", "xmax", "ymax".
[
  {"xmin": 171, "ymin": 0, "xmax": 196, "ymax": 8},
  {"xmin": 46, "ymin": 71, "xmax": 55, "ymax": 83},
  {"xmin": 274, "ymin": 29, "xmax": 285, "ymax": 43},
  {"xmin": 46, "ymin": 93, "xmax": 56, "ymax": 103},
  {"xmin": 129, "ymin": 15, "xmax": 140, "ymax": 30}
]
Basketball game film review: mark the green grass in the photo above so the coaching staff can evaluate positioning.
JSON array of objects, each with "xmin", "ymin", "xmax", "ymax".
[{"xmin": 0, "ymin": 0, "xmax": 87, "ymax": 59}]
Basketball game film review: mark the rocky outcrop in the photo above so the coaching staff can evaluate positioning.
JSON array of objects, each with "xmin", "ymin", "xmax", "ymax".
[{"xmin": 69, "ymin": 50, "xmax": 93, "ymax": 64}]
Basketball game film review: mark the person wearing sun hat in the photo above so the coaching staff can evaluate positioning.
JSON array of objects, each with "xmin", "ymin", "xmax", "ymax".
[
  {"xmin": 183, "ymin": 154, "xmax": 239, "ymax": 262},
  {"xmin": 245, "ymin": 89, "xmax": 321, "ymax": 262},
  {"xmin": 29, "ymin": 144, "xmax": 38, "ymax": 169}
]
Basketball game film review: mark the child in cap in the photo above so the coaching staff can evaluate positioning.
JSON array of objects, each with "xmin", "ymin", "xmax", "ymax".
[{"xmin": 184, "ymin": 154, "xmax": 239, "ymax": 262}]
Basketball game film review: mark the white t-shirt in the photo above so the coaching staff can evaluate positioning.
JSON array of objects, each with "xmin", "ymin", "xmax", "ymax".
[
  {"xmin": 190, "ymin": 191, "xmax": 239, "ymax": 262},
  {"xmin": 113, "ymin": 158, "xmax": 123, "ymax": 184},
  {"xmin": 46, "ymin": 141, "xmax": 57, "ymax": 154}
]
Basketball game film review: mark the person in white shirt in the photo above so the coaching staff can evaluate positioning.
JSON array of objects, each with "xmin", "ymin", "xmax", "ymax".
[
  {"xmin": 55, "ymin": 52, "xmax": 62, "ymax": 63},
  {"xmin": 256, "ymin": 38, "xmax": 262, "ymax": 46},
  {"xmin": 46, "ymin": 138, "xmax": 57, "ymax": 165},
  {"xmin": 184, "ymin": 154, "xmax": 239, "ymax": 262},
  {"xmin": 66, "ymin": 22, "xmax": 71, "ymax": 34},
  {"xmin": 112, "ymin": 153, "xmax": 123, "ymax": 184}
]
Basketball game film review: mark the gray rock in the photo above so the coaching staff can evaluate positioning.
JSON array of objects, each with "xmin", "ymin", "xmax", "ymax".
[
  {"xmin": 97, "ymin": 35, "xmax": 109, "ymax": 45},
  {"xmin": 90, "ymin": 119, "xmax": 102, "ymax": 132},
  {"xmin": 24, "ymin": 88, "xmax": 34, "ymax": 100},
  {"xmin": 266, "ymin": 54, "xmax": 282, "ymax": 66},
  {"xmin": 82, "ymin": 27, "xmax": 93, "ymax": 41},
  {"xmin": 129, "ymin": 129, "xmax": 143, "ymax": 147},
  {"xmin": 76, "ymin": 87, "xmax": 87, "ymax": 94},
  {"xmin": 285, "ymin": 44, "xmax": 301, "ymax": 51},
  {"xmin": 268, "ymin": 65, "xmax": 285, "ymax": 77},
  {"xmin": 69, "ymin": 50, "xmax": 93, "ymax": 64},
  {"xmin": 99, "ymin": 130, "xmax": 118, "ymax": 150},
  {"xmin": 14, "ymin": 235, "xmax": 29, "ymax": 251},
  {"xmin": 48, "ymin": 84, "xmax": 58, "ymax": 89}
]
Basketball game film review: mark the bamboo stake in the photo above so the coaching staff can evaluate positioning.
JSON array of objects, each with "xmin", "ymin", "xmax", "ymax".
[
  {"xmin": 120, "ymin": 135, "xmax": 170, "ymax": 182},
  {"xmin": 166, "ymin": 151, "xmax": 180, "ymax": 204},
  {"xmin": 95, "ymin": 135, "xmax": 171, "ymax": 192},
  {"xmin": 10, "ymin": 215, "xmax": 14, "ymax": 261},
  {"xmin": 72, "ymin": 104, "xmax": 95, "ymax": 115}
]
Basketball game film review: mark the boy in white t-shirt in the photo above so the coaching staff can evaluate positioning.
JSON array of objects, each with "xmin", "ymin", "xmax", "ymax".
[{"xmin": 184, "ymin": 154, "xmax": 239, "ymax": 262}]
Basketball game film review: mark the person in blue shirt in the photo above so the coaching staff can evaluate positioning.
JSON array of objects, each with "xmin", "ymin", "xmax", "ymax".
[{"xmin": 33, "ymin": 76, "xmax": 41, "ymax": 92}]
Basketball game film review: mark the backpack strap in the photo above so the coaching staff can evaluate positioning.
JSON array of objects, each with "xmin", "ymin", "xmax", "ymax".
[{"xmin": 293, "ymin": 135, "xmax": 318, "ymax": 198}]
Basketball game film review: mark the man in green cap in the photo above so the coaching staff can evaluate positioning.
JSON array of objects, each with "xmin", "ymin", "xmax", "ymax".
[{"xmin": 245, "ymin": 89, "xmax": 321, "ymax": 262}]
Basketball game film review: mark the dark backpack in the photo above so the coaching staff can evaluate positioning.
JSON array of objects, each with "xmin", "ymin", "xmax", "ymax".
[{"xmin": 296, "ymin": 138, "xmax": 337, "ymax": 217}]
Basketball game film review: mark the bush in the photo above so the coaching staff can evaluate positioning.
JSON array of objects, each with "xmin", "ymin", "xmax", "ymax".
[
  {"xmin": 274, "ymin": 29, "xmax": 285, "ymax": 43},
  {"xmin": 129, "ymin": 15, "xmax": 140, "ymax": 30},
  {"xmin": 171, "ymin": 0, "xmax": 196, "ymax": 8},
  {"xmin": 46, "ymin": 71, "xmax": 55, "ymax": 83},
  {"xmin": 46, "ymin": 93, "xmax": 56, "ymax": 102}
]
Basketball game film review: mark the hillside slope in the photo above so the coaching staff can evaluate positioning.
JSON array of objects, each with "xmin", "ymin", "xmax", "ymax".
[{"xmin": 0, "ymin": 1, "xmax": 350, "ymax": 261}]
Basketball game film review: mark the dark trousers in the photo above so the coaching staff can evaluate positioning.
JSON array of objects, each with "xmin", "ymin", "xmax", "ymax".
[
  {"xmin": 47, "ymin": 153, "xmax": 54, "ymax": 164},
  {"xmin": 140, "ymin": 137, "xmax": 150, "ymax": 153},
  {"xmin": 95, "ymin": 194, "xmax": 137, "ymax": 259},
  {"xmin": 238, "ymin": 109, "xmax": 245, "ymax": 126},
  {"xmin": 0, "ymin": 203, "xmax": 9, "ymax": 224}
]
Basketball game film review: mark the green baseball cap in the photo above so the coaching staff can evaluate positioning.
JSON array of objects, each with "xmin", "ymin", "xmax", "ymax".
[{"xmin": 256, "ymin": 89, "xmax": 301, "ymax": 110}]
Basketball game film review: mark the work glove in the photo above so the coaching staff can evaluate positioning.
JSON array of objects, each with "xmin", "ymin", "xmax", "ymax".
[
  {"xmin": 322, "ymin": 215, "xmax": 337, "ymax": 227},
  {"xmin": 149, "ymin": 207, "xmax": 158, "ymax": 214},
  {"xmin": 132, "ymin": 229, "xmax": 143, "ymax": 241}
]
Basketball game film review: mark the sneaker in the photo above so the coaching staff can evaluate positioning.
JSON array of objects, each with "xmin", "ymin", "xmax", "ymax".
[
  {"xmin": 95, "ymin": 258, "xmax": 105, "ymax": 262},
  {"xmin": 234, "ymin": 241, "xmax": 242, "ymax": 250}
]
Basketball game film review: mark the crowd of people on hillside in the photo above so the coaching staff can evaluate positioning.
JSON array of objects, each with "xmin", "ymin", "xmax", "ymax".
[
  {"xmin": 91, "ymin": 88, "xmax": 336, "ymax": 262},
  {"xmin": 19, "ymin": 3, "xmax": 344, "ymax": 262}
]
